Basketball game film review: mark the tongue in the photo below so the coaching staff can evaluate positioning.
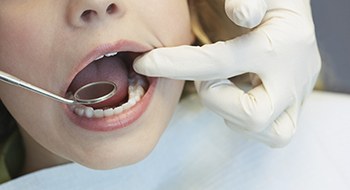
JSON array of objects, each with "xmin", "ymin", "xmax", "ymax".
[{"xmin": 68, "ymin": 56, "xmax": 129, "ymax": 109}]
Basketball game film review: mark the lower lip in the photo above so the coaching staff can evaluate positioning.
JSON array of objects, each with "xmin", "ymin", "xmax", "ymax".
[{"xmin": 65, "ymin": 78, "xmax": 158, "ymax": 132}]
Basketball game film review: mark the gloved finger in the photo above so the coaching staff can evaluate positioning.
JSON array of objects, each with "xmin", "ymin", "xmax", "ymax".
[
  {"xmin": 246, "ymin": 103, "xmax": 299, "ymax": 148},
  {"xmin": 133, "ymin": 30, "xmax": 272, "ymax": 81},
  {"xmin": 195, "ymin": 79, "xmax": 275, "ymax": 133},
  {"xmin": 225, "ymin": 0, "xmax": 268, "ymax": 28}
]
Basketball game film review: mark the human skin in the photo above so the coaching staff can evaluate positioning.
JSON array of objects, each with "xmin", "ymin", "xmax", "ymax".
[{"xmin": 0, "ymin": 0, "xmax": 194, "ymax": 171}]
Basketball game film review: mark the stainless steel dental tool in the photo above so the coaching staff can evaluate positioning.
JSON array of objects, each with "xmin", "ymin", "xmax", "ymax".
[{"xmin": 0, "ymin": 70, "xmax": 117, "ymax": 105}]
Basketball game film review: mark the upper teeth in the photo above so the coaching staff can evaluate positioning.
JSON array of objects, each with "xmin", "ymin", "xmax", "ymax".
[
  {"xmin": 105, "ymin": 52, "xmax": 118, "ymax": 57},
  {"xmin": 94, "ymin": 52, "xmax": 118, "ymax": 61}
]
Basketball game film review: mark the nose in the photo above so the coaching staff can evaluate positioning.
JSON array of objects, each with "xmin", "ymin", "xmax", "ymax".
[{"xmin": 67, "ymin": 0, "xmax": 124, "ymax": 27}]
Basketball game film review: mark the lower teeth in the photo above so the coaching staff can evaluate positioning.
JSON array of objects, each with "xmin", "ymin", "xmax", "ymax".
[{"xmin": 69, "ymin": 77, "xmax": 146, "ymax": 118}]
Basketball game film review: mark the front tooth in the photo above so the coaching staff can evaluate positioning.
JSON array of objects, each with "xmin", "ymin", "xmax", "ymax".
[
  {"xmin": 85, "ymin": 107, "xmax": 94, "ymax": 118},
  {"xmin": 75, "ymin": 106, "xmax": 85, "ymax": 116},
  {"xmin": 104, "ymin": 108, "xmax": 114, "ymax": 117},
  {"xmin": 95, "ymin": 55, "xmax": 104, "ymax": 61},
  {"xmin": 122, "ymin": 102, "xmax": 132, "ymax": 110},
  {"xmin": 105, "ymin": 52, "xmax": 118, "ymax": 57},
  {"xmin": 113, "ymin": 106, "xmax": 123, "ymax": 115},
  {"xmin": 94, "ymin": 109, "xmax": 104, "ymax": 118}
]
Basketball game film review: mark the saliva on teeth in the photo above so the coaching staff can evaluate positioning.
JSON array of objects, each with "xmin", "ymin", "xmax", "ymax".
[{"xmin": 69, "ymin": 80, "xmax": 146, "ymax": 118}]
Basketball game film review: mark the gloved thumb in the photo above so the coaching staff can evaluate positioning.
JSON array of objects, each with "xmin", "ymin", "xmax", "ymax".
[{"xmin": 225, "ymin": 0, "xmax": 268, "ymax": 28}]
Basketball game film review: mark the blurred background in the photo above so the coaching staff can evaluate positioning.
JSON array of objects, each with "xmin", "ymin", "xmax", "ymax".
[{"xmin": 312, "ymin": 0, "xmax": 350, "ymax": 93}]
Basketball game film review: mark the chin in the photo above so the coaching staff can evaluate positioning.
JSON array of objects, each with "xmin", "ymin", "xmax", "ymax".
[
  {"xmin": 57, "ymin": 78, "xmax": 185, "ymax": 170},
  {"xmin": 73, "ymin": 141, "xmax": 155, "ymax": 170}
]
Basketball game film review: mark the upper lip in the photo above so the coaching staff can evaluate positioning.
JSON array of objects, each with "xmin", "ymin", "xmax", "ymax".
[{"xmin": 62, "ymin": 40, "xmax": 152, "ymax": 96}]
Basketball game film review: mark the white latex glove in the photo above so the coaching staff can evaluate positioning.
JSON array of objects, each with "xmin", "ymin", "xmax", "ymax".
[{"xmin": 134, "ymin": 0, "xmax": 321, "ymax": 147}]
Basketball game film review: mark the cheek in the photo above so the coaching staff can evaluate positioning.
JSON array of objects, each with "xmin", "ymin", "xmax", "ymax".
[
  {"xmin": 146, "ymin": 1, "xmax": 194, "ymax": 46},
  {"xmin": 0, "ymin": 6, "xmax": 60, "ymax": 86},
  {"xmin": 0, "ymin": 83, "xmax": 55, "ymax": 134},
  {"xmin": 0, "ymin": 9, "xmax": 39, "ymax": 63},
  {"xmin": 0, "ymin": 17, "xmax": 60, "ymax": 133}
]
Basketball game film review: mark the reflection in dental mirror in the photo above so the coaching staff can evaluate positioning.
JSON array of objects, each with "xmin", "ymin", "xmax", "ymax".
[{"xmin": 0, "ymin": 70, "xmax": 117, "ymax": 105}]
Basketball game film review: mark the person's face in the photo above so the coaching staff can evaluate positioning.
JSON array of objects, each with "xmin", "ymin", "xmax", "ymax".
[{"xmin": 0, "ymin": 0, "xmax": 193, "ymax": 169}]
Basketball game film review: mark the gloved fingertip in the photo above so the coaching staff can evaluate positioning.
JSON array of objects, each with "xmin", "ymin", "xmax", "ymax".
[
  {"xmin": 133, "ymin": 55, "xmax": 151, "ymax": 75},
  {"xmin": 195, "ymin": 79, "xmax": 233, "ymax": 94},
  {"xmin": 225, "ymin": 0, "xmax": 267, "ymax": 28}
]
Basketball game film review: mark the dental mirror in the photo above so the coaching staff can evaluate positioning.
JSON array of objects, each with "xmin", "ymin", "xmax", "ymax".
[{"xmin": 0, "ymin": 70, "xmax": 117, "ymax": 105}]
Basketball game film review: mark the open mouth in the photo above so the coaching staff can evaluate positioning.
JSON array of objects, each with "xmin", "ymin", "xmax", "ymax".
[{"xmin": 66, "ymin": 50, "xmax": 150, "ymax": 119}]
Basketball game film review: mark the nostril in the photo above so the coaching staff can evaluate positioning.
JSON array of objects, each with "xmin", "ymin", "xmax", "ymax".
[
  {"xmin": 81, "ymin": 10, "xmax": 97, "ymax": 22},
  {"xmin": 106, "ymin": 3, "xmax": 118, "ymax": 14},
  {"xmin": 79, "ymin": 4, "xmax": 118, "ymax": 22}
]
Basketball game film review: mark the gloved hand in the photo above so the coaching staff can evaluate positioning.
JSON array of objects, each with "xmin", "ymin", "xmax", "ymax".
[{"xmin": 134, "ymin": 0, "xmax": 321, "ymax": 147}]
